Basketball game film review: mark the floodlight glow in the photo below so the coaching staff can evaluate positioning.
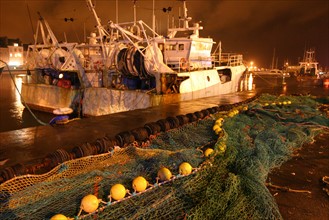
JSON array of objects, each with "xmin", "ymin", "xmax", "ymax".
[{"xmin": 8, "ymin": 61, "xmax": 20, "ymax": 66}]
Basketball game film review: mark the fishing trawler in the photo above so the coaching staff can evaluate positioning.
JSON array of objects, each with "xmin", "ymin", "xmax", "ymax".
[
  {"xmin": 298, "ymin": 49, "xmax": 319, "ymax": 77},
  {"xmin": 22, "ymin": 0, "xmax": 249, "ymax": 117}
]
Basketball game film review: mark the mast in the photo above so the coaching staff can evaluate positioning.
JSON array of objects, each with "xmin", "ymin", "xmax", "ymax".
[
  {"xmin": 167, "ymin": 0, "xmax": 202, "ymax": 39},
  {"xmin": 86, "ymin": 0, "xmax": 108, "ymax": 59},
  {"xmin": 152, "ymin": 0, "xmax": 155, "ymax": 37},
  {"xmin": 116, "ymin": 0, "xmax": 118, "ymax": 24},
  {"xmin": 37, "ymin": 12, "xmax": 60, "ymax": 47},
  {"xmin": 271, "ymin": 48, "xmax": 276, "ymax": 69},
  {"xmin": 133, "ymin": 0, "xmax": 137, "ymax": 25},
  {"xmin": 86, "ymin": 0, "xmax": 103, "ymax": 34},
  {"xmin": 182, "ymin": 0, "xmax": 189, "ymax": 29}
]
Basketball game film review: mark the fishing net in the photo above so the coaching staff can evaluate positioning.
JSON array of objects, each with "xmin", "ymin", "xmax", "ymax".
[{"xmin": 0, "ymin": 94, "xmax": 328, "ymax": 220}]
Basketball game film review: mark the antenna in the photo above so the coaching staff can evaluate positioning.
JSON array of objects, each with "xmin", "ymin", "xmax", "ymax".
[
  {"xmin": 183, "ymin": 0, "xmax": 189, "ymax": 28},
  {"xmin": 152, "ymin": 0, "xmax": 155, "ymax": 37},
  {"xmin": 116, "ymin": 0, "xmax": 118, "ymax": 24},
  {"xmin": 178, "ymin": 7, "xmax": 181, "ymax": 28},
  {"xmin": 84, "ymin": 22, "xmax": 86, "ymax": 42},
  {"xmin": 133, "ymin": 0, "xmax": 137, "ymax": 25},
  {"xmin": 64, "ymin": 32, "xmax": 67, "ymax": 42}
]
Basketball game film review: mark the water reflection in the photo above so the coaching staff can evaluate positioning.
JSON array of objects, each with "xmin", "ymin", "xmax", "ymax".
[
  {"xmin": 282, "ymin": 83, "xmax": 287, "ymax": 93},
  {"xmin": 240, "ymin": 72, "xmax": 254, "ymax": 92},
  {"xmin": 0, "ymin": 72, "xmax": 53, "ymax": 132},
  {"xmin": 10, "ymin": 76, "xmax": 25, "ymax": 123},
  {"xmin": 253, "ymin": 73, "xmax": 329, "ymax": 96},
  {"xmin": 248, "ymin": 73, "xmax": 253, "ymax": 91}
]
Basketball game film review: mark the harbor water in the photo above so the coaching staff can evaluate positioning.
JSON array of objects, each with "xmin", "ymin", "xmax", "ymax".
[{"xmin": 0, "ymin": 71, "xmax": 54, "ymax": 132}]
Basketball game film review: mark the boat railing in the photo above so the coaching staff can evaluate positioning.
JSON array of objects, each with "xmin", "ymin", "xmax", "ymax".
[{"xmin": 212, "ymin": 53, "xmax": 243, "ymax": 67}]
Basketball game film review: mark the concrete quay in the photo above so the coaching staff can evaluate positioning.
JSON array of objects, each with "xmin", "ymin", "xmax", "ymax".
[{"xmin": 0, "ymin": 90, "xmax": 256, "ymax": 170}]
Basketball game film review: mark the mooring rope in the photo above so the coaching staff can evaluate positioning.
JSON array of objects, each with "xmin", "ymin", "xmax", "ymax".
[
  {"xmin": 0, "ymin": 60, "xmax": 48, "ymax": 126},
  {"xmin": 253, "ymin": 72, "xmax": 284, "ymax": 86}
]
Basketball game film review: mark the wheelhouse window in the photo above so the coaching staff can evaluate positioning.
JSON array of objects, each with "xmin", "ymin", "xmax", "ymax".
[
  {"xmin": 158, "ymin": 43, "xmax": 164, "ymax": 52},
  {"xmin": 167, "ymin": 44, "xmax": 177, "ymax": 51}
]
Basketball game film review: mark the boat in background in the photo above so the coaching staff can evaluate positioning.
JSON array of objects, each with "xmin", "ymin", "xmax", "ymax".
[
  {"xmin": 21, "ymin": 0, "xmax": 250, "ymax": 117},
  {"xmin": 298, "ymin": 49, "xmax": 319, "ymax": 77},
  {"xmin": 254, "ymin": 69, "xmax": 289, "ymax": 78},
  {"xmin": 295, "ymin": 48, "xmax": 329, "ymax": 86}
]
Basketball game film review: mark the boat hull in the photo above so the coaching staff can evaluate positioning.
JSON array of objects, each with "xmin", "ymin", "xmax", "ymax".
[
  {"xmin": 83, "ymin": 66, "xmax": 246, "ymax": 116},
  {"xmin": 21, "ymin": 66, "xmax": 247, "ymax": 116},
  {"xmin": 21, "ymin": 83, "xmax": 80, "ymax": 113}
]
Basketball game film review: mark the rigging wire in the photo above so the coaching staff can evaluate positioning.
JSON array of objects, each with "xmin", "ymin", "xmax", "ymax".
[
  {"xmin": 25, "ymin": 0, "xmax": 35, "ymax": 39},
  {"xmin": 0, "ymin": 60, "xmax": 48, "ymax": 126}
]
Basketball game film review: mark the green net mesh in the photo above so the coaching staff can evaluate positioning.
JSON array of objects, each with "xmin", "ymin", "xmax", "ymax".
[{"xmin": 0, "ymin": 94, "xmax": 328, "ymax": 220}]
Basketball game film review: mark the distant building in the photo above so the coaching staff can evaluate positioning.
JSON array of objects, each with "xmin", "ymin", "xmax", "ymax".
[{"xmin": 0, "ymin": 37, "xmax": 24, "ymax": 68}]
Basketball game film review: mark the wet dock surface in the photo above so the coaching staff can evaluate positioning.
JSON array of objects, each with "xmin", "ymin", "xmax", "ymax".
[{"xmin": 0, "ymin": 90, "xmax": 256, "ymax": 168}]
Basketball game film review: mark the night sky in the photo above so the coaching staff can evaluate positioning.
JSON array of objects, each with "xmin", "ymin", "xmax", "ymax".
[{"xmin": 0, "ymin": 0, "xmax": 328, "ymax": 69}]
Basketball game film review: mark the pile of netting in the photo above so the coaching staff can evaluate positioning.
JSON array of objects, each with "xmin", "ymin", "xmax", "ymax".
[{"xmin": 0, "ymin": 94, "xmax": 328, "ymax": 220}]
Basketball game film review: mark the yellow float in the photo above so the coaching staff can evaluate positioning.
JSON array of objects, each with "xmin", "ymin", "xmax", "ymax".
[
  {"xmin": 50, "ymin": 214, "xmax": 68, "ymax": 220},
  {"xmin": 215, "ymin": 118, "xmax": 224, "ymax": 125},
  {"xmin": 80, "ymin": 194, "xmax": 99, "ymax": 213},
  {"xmin": 179, "ymin": 162, "xmax": 192, "ymax": 175},
  {"xmin": 204, "ymin": 148, "xmax": 214, "ymax": 157},
  {"xmin": 110, "ymin": 184, "xmax": 127, "ymax": 201},
  {"xmin": 157, "ymin": 167, "xmax": 172, "ymax": 181},
  {"xmin": 213, "ymin": 124, "xmax": 220, "ymax": 131},
  {"xmin": 132, "ymin": 176, "xmax": 148, "ymax": 192},
  {"xmin": 213, "ymin": 124, "xmax": 222, "ymax": 134}
]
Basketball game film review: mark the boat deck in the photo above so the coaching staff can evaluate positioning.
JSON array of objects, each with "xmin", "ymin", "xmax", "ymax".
[{"xmin": 0, "ymin": 90, "xmax": 256, "ymax": 169}]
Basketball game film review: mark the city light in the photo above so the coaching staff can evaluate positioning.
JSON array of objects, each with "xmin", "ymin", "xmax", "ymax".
[
  {"xmin": 248, "ymin": 61, "xmax": 258, "ymax": 71},
  {"xmin": 8, "ymin": 61, "xmax": 21, "ymax": 66}
]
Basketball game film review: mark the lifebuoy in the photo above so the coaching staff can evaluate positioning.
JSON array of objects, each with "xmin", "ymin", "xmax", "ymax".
[{"xmin": 180, "ymin": 58, "xmax": 188, "ymax": 71}]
